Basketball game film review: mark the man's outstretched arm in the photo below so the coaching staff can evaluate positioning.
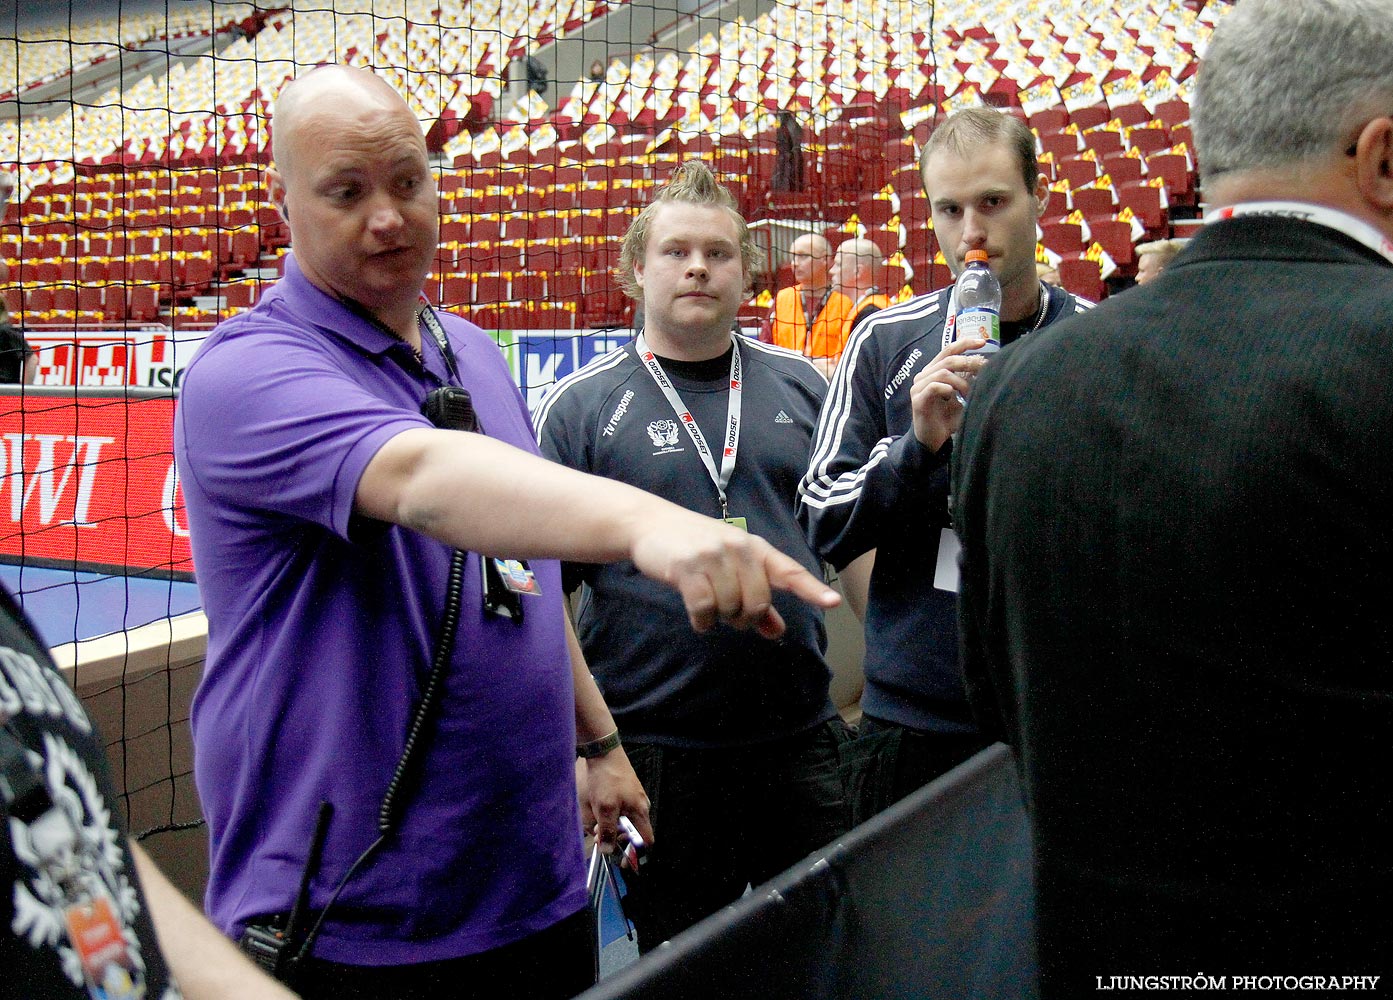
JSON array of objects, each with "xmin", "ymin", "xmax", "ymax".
[{"xmin": 357, "ymin": 428, "xmax": 841, "ymax": 637}]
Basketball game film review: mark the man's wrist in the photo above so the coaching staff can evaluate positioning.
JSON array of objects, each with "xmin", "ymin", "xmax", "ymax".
[{"xmin": 577, "ymin": 729, "xmax": 622, "ymax": 759}]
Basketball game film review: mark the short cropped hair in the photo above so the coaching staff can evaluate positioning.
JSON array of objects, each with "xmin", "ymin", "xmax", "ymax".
[
  {"xmin": 1136, "ymin": 239, "xmax": 1186, "ymax": 267},
  {"xmin": 617, "ymin": 162, "xmax": 765, "ymax": 301},
  {"xmin": 919, "ymin": 107, "xmax": 1038, "ymax": 196},
  {"xmin": 1194, "ymin": 0, "xmax": 1393, "ymax": 180}
]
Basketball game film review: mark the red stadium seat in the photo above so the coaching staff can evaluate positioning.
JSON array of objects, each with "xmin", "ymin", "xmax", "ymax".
[
  {"xmin": 529, "ymin": 216, "xmax": 569, "ymax": 241},
  {"xmin": 439, "ymin": 275, "xmax": 472, "ymax": 308},
  {"xmin": 1109, "ymin": 102, "xmax": 1152, "ymax": 128},
  {"xmin": 602, "ymin": 211, "xmax": 633, "ymax": 238},
  {"xmin": 1154, "ymin": 98, "xmax": 1191, "ymax": 129},
  {"xmin": 53, "ymin": 286, "xmax": 78, "ymax": 312},
  {"xmin": 470, "ymin": 219, "xmax": 502, "ymax": 244},
  {"xmin": 1028, "ymin": 107, "xmax": 1070, "ymax": 135},
  {"xmin": 229, "ymin": 230, "xmax": 260, "ymax": 266},
  {"xmin": 1057, "ymin": 256, "xmax": 1104, "ymax": 300},
  {"xmin": 123, "ymin": 285, "xmax": 159, "ymax": 321},
  {"xmin": 514, "ymin": 190, "xmax": 545, "ymax": 215},
  {"xmin": 1116, "ymin": 183, "xmax": 1168, "ymax": 235},
  {"xmin": 1082, "ymin": 129, "xmax": 1124, "ymax": 157},
  {"xmin": 1126, "ymin": 127, "xmax": 1171, "ymax": 156},
  {"xmin": 1145, "ymin": 154, "xmax": 1194, "ymax": 203},
  {"xmin": 511, "ymin": 272, "xmax": 546, "ymax": 302},
  {"xmin": 527, "ymin": 245, "xmax": 561, "ymax": 271},
  {"xmin": 1040, "ymin": 222, "xmax": 1084, "ymax": 253},
  {"xmin": 908, "ymin": 259, "xmax": 952, "ymax": 293},
  {"xmin": 1100, "ymin": 155, "xmax": 1143, "ymax": 187},
  {"xmin": 577, "ymin": 187, "xmax": 613, "ymax": 211},
  {"xmin": 440, "ymin": 219, "xmax": 470, "ymax": 244},
  {"xmin": 1071, "ymin": 187, "xmax": 1118, "ymax": 220},
  {"xmin": 218, "ymin": 282, "xmax": 249, "ymax": 310},
  {"xmin": 584, "ymin": 241, "xmax": 620, "ymax": 275},
  {"xmin": 854, "ymin": 195, "xmax": 895, "ymax": 228},
  {"xmin": 76, "ymin": 284, "xmax": 104, "ymax": 315},
  {"xmin": 470, "ymin": 305, "xmax": 500, "ymax": 330},
  {"xmin": 492, "ymin": 243, "xmax": 526, "ymax": 272},
  {"xmin": 474, "ymin": 273, "xmax": 507, "ymax": 304},
  {"xmin": 1089, "ymin": 219, "xmax": 1136, "ymax": 269},
  {"xmin": 1056, "ymin": 157, "xmax": 1101, "ymax": 189},
  {"xmin": 100, "ymin": 285, "xmax": 129, "ymax": 320},
  {"xmin": 1039, "ymin": 131, "xmax": 1081, "ymax": 160},
  {"xmin": 575, "ymin": 212, "xmax": 606, "ymax": 238},
  {"xmin": 1070, "ymin": 105, "xmax": 1110, "ymax": 130},
  {"xmin": 549, "ymin": 271, "xmax": 583, "ymax": 302},
  {"xmin": 22, "ymin": 287, "xmax": 54, "ymax": 316}
]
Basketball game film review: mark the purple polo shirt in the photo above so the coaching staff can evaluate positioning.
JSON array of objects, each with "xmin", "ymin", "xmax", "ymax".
[{"xmin": 174, "ymin": 255, "xmax": 585, "ymax": 965}]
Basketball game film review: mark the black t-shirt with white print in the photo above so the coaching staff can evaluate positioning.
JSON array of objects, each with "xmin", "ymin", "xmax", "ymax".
[{"xmin": 0, "ymin": 584, "xmax": 180, "ymax": 999}]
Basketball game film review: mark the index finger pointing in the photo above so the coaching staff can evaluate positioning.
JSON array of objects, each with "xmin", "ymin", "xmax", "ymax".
[{"xmin": 762, "ymin": 545, "xmax": 840, "ymax": 610}]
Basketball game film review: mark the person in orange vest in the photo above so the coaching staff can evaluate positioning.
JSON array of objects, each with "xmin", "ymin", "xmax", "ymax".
[
  {"xmin": 828, "ymin": 238, "xmax": 891, "ymax": 367},
  {"xmin": 764, "ymin": 233, "xmax": 850, "ymax": 375}
]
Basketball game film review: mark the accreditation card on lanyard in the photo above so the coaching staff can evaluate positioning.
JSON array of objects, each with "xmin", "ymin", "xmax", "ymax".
[{"xmin": 634, "ymin": 331, "xmax": 747, "ymax": 530}]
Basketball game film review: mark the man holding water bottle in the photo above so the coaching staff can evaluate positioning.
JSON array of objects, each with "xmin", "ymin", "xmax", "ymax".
[{"xmin": 798, "ymin": 107, "xmax": 1093, "ymax": 819}]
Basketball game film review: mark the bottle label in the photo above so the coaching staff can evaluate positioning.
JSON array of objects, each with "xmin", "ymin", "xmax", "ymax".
[{"xmin": 955, "ymin": 306, "xmax": 1000, "ymax": 347}]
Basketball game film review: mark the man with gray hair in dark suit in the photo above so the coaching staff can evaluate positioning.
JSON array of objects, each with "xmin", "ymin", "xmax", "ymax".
[{"xmin": 953, "ymin": 0, "xmax": 1393, "ymax": 991}]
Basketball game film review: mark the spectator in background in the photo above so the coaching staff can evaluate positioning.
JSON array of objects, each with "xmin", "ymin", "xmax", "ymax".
[
  {"xmin": 953, "ymin": 0, "xmax": 1393, "ymax": 989},
  {"xmin": 1035, "ymin": 260, "xmax": 1061, "ymax": 286},
  {"xmin": 587, "ymin": 59, "xmax": 605, "ymax": 83},
  {"xmin": 799, "ymin": 107, "xmax": 1092, "ymax": 824},
  {"xmin": 1134, "ymin": 237, "xmax": 1186, "ymax": 284},
  {"xmin": 175, "ymin": 65, "xmax": 838, "ymax": 1000},
  {"xmin": 772, "ymin": 110, "xmax": 805, "ymax": 192},
  {"xmin": 535, "ymin": 162, "xmax": 848, "ymax": 952},
  {"xmin": 830, "ymin": 236, "xmax": 891, "ymax": 336},
  {"xmin": 765, "ymin": 233, "xmax": 850, "ymax": 372},
  {"xmin": 525, "ymin": 55, "xmax": 548, "ymax": 95}
]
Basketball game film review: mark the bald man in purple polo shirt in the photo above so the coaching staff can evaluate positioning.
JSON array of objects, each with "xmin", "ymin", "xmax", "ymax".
[{"xmin": 174, "ymin": 65, "xmax": 839, "ymax": 1000}]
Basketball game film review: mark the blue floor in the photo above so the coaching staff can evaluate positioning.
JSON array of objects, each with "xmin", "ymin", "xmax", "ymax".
[
  {"xmin": 0, "ymin": 564, "xmax": 202, "ymax": 645},
  {"xmin": 598, "ymin": 863, "xmax": 640, "ymax": 974}
]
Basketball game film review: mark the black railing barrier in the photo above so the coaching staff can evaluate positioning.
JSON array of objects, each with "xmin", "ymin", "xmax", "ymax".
[{"xmin": 579, "ymin": 743, "xmax": 1037, "ymax": 1000}]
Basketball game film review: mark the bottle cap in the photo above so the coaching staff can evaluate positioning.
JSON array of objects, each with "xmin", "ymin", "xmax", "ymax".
[{"xmin": 965, "ymin": 249, "xmax": 989, "ymax": 264}]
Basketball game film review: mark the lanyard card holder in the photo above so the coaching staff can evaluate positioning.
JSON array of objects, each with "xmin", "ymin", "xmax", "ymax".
[{"xmin": 482, "ymin": 557, "xmax": 542, "ymax": 622}]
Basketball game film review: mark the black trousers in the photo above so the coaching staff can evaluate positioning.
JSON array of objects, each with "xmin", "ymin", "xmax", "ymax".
[
  {"xmin": 289, "ymin": 907, "xmax": 594, "ymax": 1000},
  {"xmin": 620, "ymin": 720, "xmax": 849, "ymax": 953},
  {"xmin": 844, "ymin": 716, "xmax": 992, "ymax": 826}
]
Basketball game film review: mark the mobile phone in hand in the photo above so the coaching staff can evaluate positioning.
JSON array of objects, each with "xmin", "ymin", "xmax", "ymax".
[{"xmin": 618, "ymin": 815, "xmax": 646, "ymax": 871}]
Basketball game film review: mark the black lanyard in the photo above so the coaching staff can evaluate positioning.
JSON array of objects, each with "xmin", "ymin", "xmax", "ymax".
[
  {"xmin": 418, "ymin": 302, "xmax": 463, "ymax": 386},
  {"xmin": 341, "ymin": 296, "xmax": 463, "ymax": 388}
]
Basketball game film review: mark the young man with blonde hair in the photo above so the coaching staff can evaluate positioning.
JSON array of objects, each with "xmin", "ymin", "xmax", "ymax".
[
  {"xmin": 1134, "ymin": 237, "xmax": 1186, "ymax": 284},
  {"xmin": 537, "ymin": 162, "xmax": 847, "ymax": 951}
]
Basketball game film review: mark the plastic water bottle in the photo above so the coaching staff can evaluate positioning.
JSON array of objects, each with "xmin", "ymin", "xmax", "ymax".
[{"xmin": 952, "ymin": 249, "xmax": 1001, "ymax": 357}]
